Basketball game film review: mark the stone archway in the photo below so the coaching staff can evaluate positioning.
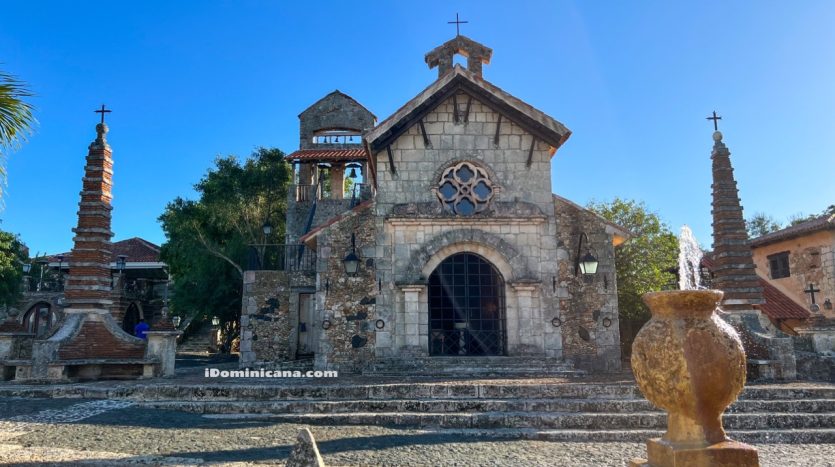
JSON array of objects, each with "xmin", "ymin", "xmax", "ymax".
[
  {"xmin": 122, "ymin": 302, "xmax": 142, "ymax": 335},
  {"xmin": 22, "ymin": 302, "xmax": 56, "ymax": 337},
  {"xmin": 428, "ymin": 252, "xmax": 506, "ymax": 356}
]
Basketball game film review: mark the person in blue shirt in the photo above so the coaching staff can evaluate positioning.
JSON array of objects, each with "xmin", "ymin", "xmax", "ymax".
[{"xmin": 134, "ymin": 318, "xmax": 150, "ymax": 340}]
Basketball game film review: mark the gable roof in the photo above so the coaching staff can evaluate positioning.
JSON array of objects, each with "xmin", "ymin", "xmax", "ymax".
[
  {"xmin": 46, "ymin": 237, "xmax": 162, "ymax": 264},
  {"xmin": 364, "ymin": 65, "xmax": 571, "ymax": 155},
  {"xmin": 750, "ymin": 214, "xmax": 835, "ymax": 248},
  {"xmin": 299, "ymin": 90, "xmax": 377, "ymax": 119},
  {"xmin": 552, "ymin": 194, "xmax": 632, "ymax": 247},
  {"xmin": 285, "ymin": 148, "xmax": 368, "ymax": 163}
]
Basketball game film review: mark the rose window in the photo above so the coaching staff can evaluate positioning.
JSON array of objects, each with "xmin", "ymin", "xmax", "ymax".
[{"xmin": 435, "ymin": 162, "xmax": 495, "ymax": 215}]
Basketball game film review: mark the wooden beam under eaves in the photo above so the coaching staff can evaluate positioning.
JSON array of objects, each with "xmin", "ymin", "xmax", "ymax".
[
  {"xmin": 418, "ymin": 120, "xmax": 432, "ymax": 148},
  {"xmin": 526, "ymin": 137, "xmax": 536, "ymax": 168},
  {"xmin": 386, "ymin": 145, "xmax": 397, "ymax": 175}
]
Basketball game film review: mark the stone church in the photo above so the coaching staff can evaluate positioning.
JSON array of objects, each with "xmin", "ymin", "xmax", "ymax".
[{"xmin": 240, "ymin": 35, "xmax": 629, "ymax": 374}]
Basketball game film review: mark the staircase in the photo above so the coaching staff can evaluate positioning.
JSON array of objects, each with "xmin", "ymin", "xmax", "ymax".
[
  {"xmin": 177, "ymin": 324, "xmax": 216, "ymax": 355},
  {"xmin": 364, "ymin": 356, "xmax": 584, "ymax": 378},
  {"xmin": 125, "ymin": 381, "xmax": 835, "ymax": 444}
]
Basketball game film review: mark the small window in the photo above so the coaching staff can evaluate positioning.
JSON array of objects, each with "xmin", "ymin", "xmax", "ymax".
[
  {"xmin": 809, "ymin": 249, "xmax": 821, "ymax": 269},
  {"xmin": 768, "ymin": 252, "xmax": 791, "ymax": 279}
]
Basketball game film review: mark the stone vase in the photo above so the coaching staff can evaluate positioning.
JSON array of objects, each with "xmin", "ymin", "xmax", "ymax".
[{"xmin": 630, "ymin": 290, "xmax": 758, "ymax": 467}]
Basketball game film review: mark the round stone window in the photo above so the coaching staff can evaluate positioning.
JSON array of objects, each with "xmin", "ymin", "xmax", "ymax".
[{"xmin": 435, "ymin": 162, "xmax": 495, "ymax": 215}]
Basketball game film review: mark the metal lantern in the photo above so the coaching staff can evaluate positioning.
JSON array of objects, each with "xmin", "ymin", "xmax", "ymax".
[
  {"xmin": 211, "ymin": 316, "xmax": 220, "ymax": 326},
  {"xmin": 116, "ymin": 255, "xmax": 127, "ymax": 273},
  {"xmin": 578, "ymin": 252, "xmax": 599, "ymax": 275},
  {"xmin": 172, "ymin": 316, "xmax": 181, "ymax": 327},
  {"xmin": 262, "ymin": 221, "xmax": 273, "ymax": 236},
  {"xmin": 22, "ymin": 263, "xmax": 31, "ymax": 274},
  {"xmin": 343, "ymin": 233, "xmax": 360, "ymax": 276}
]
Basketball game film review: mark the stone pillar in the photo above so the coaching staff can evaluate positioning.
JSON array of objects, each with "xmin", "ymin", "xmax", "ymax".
[
  {"xmin": 710, "ymin": 130, "xmax": 764, "ymax": 312},
  {"xmin": 145, "ymin": 330, "xmax": 180, "ymax": 377},
  {"xmin": 64, "ymin": 123, "xmax": 115, "ymax": 313},
  {"xmin": 399, "ymin": 285, "xmax": 426, "ymax": 355},
  {"xmin": 330, "ymin": 164, "xmax": 344, "ymax": 200},
  {"xmin": 511, "ymin": 282, "xmax": 540, "ymax": 355}
]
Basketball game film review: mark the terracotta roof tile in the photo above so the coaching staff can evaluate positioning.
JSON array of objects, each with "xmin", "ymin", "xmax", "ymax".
[
  {"xmin": 47, "ymin": 237, "xmax": 161, "ymax": 264},
  {"xmin": 285, "ymin": 148, "xmax": 368, "ymax": 162},
  {"xmin": 701, "ymin": 254, "xmax": 810, "ymax": 320},
  {"xmin": 750, "ymin": 214, "xmax": 835, "ymax": 247}
]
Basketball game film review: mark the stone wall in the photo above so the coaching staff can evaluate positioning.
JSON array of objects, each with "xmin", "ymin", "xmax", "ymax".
[
  {"xmin": 240, "ymin": 271, "xmax": 292, "ymax": 367},
  {"xmin": 553, "ymin": 197, "xmax": 622, "ymax": 372},
  {"xmin": 751, "ymin": 230, "xmax": 835, "ymax": 317},
  {"xmin": 314, "ymin": 205, "xmax": 378, "ymax": 372}
]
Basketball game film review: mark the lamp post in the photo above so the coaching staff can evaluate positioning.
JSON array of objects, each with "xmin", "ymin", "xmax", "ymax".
[
  {"xmin": 56, "ymin": 255, "xmax": 65, "ymax": 290},
  {"xmin": 36, "ymin": 258, "xmax": 48, "ymax": 291},
  {"xmin": 574, "ymin": 232, "xmax": 599, "ymax": 276},
  {"xmin": 342, "ymin": 233, "xmax": 361, "ymax": 277},
  {"xmin": 115, "ymin": 255, "xmax": 127, "ymax": 291},
  {"xmin": 260, "ymin": 221, "xmax": 272, "ymax": 269}
]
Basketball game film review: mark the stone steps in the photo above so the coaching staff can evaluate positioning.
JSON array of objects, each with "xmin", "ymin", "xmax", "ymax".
[
  {"xmin": 363, "ymin": 357, "xmax": 585, "ymax": 377},
  {"xmin": 197, "ymin": 411, "xmax": 835, "ymax": 432},
  {"xmin": 139, "ymin": 397, "xmax": 835, "ymax": 415}
]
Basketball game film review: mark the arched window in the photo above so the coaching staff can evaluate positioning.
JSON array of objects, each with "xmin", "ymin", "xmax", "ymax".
[
  {"xmin": 23, "ymin": 302, "xmax": 55, "ymax": 337},
  {"xmin": 435, "ymin": 162, "xmax": 495, "ymax": 216}
]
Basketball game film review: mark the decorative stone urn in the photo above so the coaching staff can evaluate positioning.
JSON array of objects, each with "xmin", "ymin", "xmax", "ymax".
[{"xmin": 629, "ymin": 290, "xmax": 759, "ymax": 467}]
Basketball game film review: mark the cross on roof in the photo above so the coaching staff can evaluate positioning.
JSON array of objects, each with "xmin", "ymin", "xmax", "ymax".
[
  {"xmin": 448, "ymin": 13, "xmax": 468, "ymax": 36},
  {"xmin": 706, "ymin": 110, "xmax": 722, "ymax": 131},
  {"xmin": 805, "ymin": 283, "xmax": 821, "ymax": 305},
  {"xmin": 95, "ymin": 104, "xmax": 112, "ymax": 125}
]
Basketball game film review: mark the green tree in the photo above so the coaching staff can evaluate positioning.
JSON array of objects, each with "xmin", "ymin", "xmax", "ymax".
[
  {"xmin": 0, "ymin": 229, "xmax": 26, "ymax": 306},
  {"xmin": 159, "ymin": 147, "xmax": 292, "ymax": 326},
  {"xmin": 0, "ymin": 70, "xmax": 36, "ymax": 198},
  {"xmin": 587, "ymin": 198, "xmax": 679, "ymax": 321},
  {"xmin": 746, "ymin": 212, "xmax": 783, "ymax": 238}
]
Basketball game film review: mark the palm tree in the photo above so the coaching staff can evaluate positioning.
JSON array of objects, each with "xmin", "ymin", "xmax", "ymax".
[{"xmin": 0, "ymin": 70, "xmax": 36, "ymax": 199}]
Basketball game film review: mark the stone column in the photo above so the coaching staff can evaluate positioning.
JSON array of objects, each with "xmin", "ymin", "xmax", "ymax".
[
  {"xmin": 399, "ymin": 285, "xmax": 426, "ymax": 355},
  {"xmin": 145, "ymin": 330, "xmax": 181, "ymax": 377},
  {"xmin": 511, "ymin": 282, "xmax": 540, "ymax": 355},
  {"xmin": 330, "ymin": 164, "xmax": 344, "ymax": 200}
]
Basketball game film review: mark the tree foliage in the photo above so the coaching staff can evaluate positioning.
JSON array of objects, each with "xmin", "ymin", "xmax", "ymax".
[
  {"xmin": 746, "ymin": 212, "xmax": 783, "ymax": 238},
  {"xmin": 0, "ymin": 229, "xmax": 26, "ymax": 306},
  {"xmin": 0, "ymin": 70, "xmax": 36, "ymax": 199},
  {"xmin": 159, "ymin": 147, "xmax": 292, "ymax": 324},
  {"xmin": 587, "ymin": 198, "xmax": 679, "ymax": 321}
]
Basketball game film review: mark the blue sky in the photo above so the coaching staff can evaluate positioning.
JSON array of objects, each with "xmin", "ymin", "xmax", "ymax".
[{"xmin": 2, "ymin": 1, "xmax": 833, "ymax": 255}]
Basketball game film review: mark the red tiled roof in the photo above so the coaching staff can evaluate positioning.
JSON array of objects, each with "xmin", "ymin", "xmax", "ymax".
[
  {"xmin": 47, "ymin": 237, "xmax": 161, "ymax": 264},
  {"xmin": 759, "ymin": 280, "xmax": 811, "ymax": 320},
  {"xmin": 285, "ymin": 148, "xmax": 368, "ymax": 162},
  {"xmin": 701, "ymin": 254, "xmax": 809, "ymax": 320},
  {"xmin": 750, "ymin": 214, "xmax": 835, "ymax": 247}
]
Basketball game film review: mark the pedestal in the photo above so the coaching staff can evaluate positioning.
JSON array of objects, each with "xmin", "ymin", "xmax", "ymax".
[
  {"xmin": 630, "ymin": 438, "xmax": 759, "ymax": 467},
  {"xmin": 145, "ymin": 330, "xmax": 182, "ymax": 377}
]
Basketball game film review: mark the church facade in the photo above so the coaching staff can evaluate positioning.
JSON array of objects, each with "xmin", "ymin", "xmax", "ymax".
[{"xmin": 239, "ymin": 35, "xmax": 628, "ymax": 374}]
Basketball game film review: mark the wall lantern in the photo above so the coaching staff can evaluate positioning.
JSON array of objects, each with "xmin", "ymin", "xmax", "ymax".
[
  {"xmin": 574, "ymin": 232, "xmax": 599, "ymax": 276},
  {"xmin": 825, "ymin": 299, "xmax": 833, "ymax": 311},
  {"xmin": 22, "ymin": 263, "xmax": 31, "ymax": 274},
  {"xmin": 343, "ymin": 233, "xmax": 361, "ymax": 277},
  {"xmin": 172, "ymin": 316, "xmax": 181, "ymax": 328},
  {"xmin": 211, "ymin": 315, "xmax": 220, "ymax": 326},
  {"xmin": 116, "ymin": 254, "xmax": 128, "ymax": 273}
]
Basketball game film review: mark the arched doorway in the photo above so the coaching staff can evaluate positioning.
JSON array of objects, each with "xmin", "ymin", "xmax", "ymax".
[
  {"xmin": 428, "ymin": 252, "xmax": 505, "ymax": 356},
  {"xmin": 23, "ymin": 302, "xmax": 55, "ymax": 337},
  {"xmin": 122, "ymin": 303, "xmax": 141, "ymax": 335}
]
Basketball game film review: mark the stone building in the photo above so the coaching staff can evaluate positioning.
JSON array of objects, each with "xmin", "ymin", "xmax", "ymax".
[{"xmin": 240, "ymin": 35, "xmax": 628, "ymax": 374}]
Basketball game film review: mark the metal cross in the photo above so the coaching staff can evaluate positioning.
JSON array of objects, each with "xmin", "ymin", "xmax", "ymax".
[
  {"xmin": 94, "ymin": 104, "xmax": 112, "ymax": 124},
  {"xmin": 805, "ymin": 283, "xmax": 821, "ymax": 304},
  {"xmin": 706, "ymin": 110, "xmax": 722, "ymax": 131},
  {"xmin": 448, "ymin": 13, "xmax": 468, "ymax": 36}
]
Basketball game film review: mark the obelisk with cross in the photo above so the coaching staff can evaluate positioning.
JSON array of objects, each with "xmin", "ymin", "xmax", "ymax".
[{"xmin": 708, "ymin": 113, "xmax": 765, "ymax": 312}]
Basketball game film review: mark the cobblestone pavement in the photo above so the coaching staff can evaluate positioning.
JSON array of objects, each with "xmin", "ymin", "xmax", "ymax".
[{"xmin": 0, "ymin": 398, "xmax": 833, "ymax": 466}]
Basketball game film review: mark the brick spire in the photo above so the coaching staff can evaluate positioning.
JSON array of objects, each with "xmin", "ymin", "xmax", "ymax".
[
  {"xmin": 710, "ymin": 130, "xmax": 764, "ymax": 310},
  {"xmin": 63, "ymin": 121, "xmax": 115, "ymax": 311}
]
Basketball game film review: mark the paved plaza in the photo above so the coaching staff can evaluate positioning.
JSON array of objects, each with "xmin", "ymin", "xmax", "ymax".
[{"xmin": 0, "ymin": 357, "xmax": 833, "ymax": 466}]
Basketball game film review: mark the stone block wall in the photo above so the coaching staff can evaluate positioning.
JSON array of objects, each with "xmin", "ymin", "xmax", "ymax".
[
  {"xmin": 314, "ymin": 206, "xmax": 378, "ymax": 372},
  {"xmin": 553, "ymin": 197, "xmax": 622, "ymax": 372},
  {"xmin": 239, "ymin": 270, "xmax": 292, "ymax": 367}
]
